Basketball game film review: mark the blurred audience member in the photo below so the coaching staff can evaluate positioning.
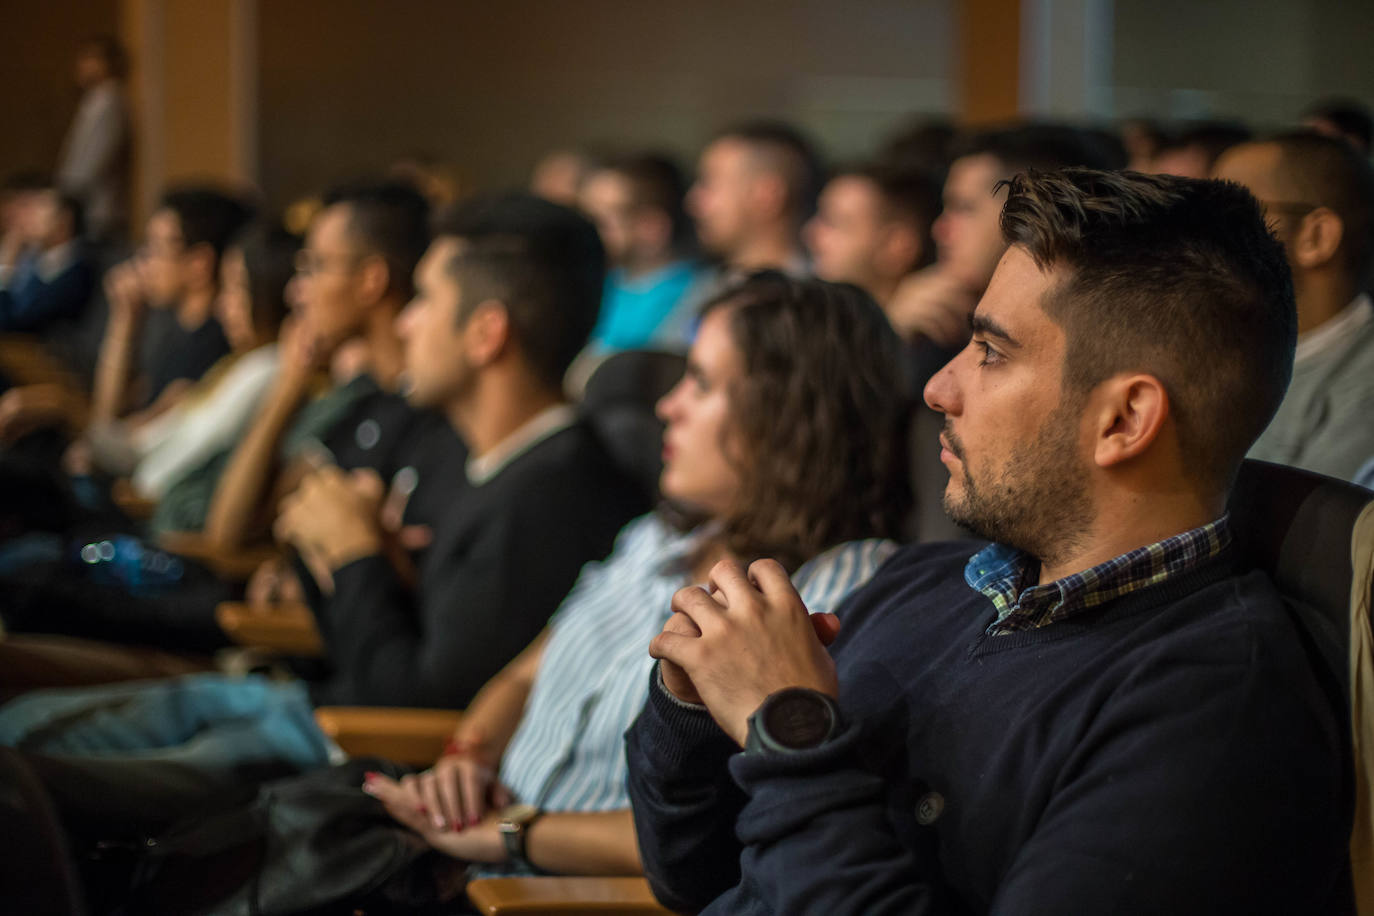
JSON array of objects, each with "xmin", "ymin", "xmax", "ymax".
[
  {"xmin": 1215, "ymin": 131, "xmax": 1374, "ymax": 481},
  {"xmin": 689, "ymin": 120, "xmax": 822, "ymax": 276},
  {"xmin": 78, "ymin": 224, "xmax": 295, "ymax": 500},
  {"xmin": 1303, "ymin": 97, "xmax": 1373, "ymax": 155},
  {"xmin": 804, "ymin": 163, "xmax": 939, "ymax": 307},
  {"xmin": 579, "ymin": 153, "xmax": 701, "ymax": 352},
  {"xmin": 1120, "ymin": 117, "xmax": 1168, "ymax": 171},
  {"xmin": 0, "ymin": 186, "xmax": 95, "ymax": 334},
  {"xmin": 56, "ymin": 35, "xmax": 130, "ymax": 244},
  {"xmin": 877, "ymin": 117, "xmax": 956, "ymax": 184},
  {"xmin": 1150, "ymin": 120, "xmax": 1251, "ymax": 179},
  {"xmin": 0, "ymin": 186, "xmax": 248, "ymax": 445},
  {"xmin": 530, "ymin": 148, "xmax": 598, "ymax": 206},
  {"xmin": 886, "ymin": 124, "xmax": 1116, "ymax": 350}
]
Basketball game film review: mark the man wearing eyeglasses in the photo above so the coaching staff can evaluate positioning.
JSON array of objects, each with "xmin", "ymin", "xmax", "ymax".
[{"xmin": 1214, "ymin": 130, "xmax": 1374, "ymax": 482}]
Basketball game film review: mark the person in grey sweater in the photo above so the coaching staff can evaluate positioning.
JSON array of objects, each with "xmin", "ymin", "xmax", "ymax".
[{"xmin": 1216, "ymin": 130, "xmax": 1374, "ymax": 482}]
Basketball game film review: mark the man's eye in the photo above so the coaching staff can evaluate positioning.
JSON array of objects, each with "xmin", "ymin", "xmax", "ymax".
[{"xmin": 976, "ymin": 340, "xmax": 1004, "ymax": 367}]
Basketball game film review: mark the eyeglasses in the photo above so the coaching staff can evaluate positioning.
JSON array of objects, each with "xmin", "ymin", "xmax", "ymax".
[{"xmin": 294, "ymin": 249, "xmax": 365, "ymax": 277}]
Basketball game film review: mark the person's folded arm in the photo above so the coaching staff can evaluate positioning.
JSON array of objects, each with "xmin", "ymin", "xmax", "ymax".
[
  {"xmin": 728, "ymin": 636, "xmax": 1349, "ymax": 916},
  {"xmin": 625, "ymin": 664, "xmax": 747, "ymax": 913}
]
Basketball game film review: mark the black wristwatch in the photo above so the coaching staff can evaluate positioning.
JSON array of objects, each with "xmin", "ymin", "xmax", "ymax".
[
  {"xmin": 497, "ymin": 803, "xmax": 543, "ymax": 867},
  {"xmin": 745, "ymin": 687, "xmax": 841, "ymax": 754}
]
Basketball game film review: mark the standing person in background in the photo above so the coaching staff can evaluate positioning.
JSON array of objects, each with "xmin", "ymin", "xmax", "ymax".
[{"xmin": 56, "ymin": 35, "xmax": 130, "ymax": 246}]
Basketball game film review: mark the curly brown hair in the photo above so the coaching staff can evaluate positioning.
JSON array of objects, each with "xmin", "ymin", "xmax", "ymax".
[{"xmin": 691, "ymin": 271, "xmax": 913, "ymax": 572}]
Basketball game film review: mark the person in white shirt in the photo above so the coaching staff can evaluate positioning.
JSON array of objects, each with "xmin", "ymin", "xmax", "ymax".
[{"xmin": 56, "ymin": 35, "xmax": 130, "ymax": 244}]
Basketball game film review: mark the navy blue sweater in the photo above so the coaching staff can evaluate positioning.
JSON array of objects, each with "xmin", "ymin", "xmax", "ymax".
[{"xmin": 626, "ymin": 541, "xmax": 1353, "ymax": 915}]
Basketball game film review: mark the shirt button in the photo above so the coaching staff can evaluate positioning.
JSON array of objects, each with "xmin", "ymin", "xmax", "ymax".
[
  {"xmin": 916, "ymin": 791, "xmax": 944, "ymax": 825},
  {"xmin": 355, "ymin": 419, "xmax": 381, "ymax": 450}
]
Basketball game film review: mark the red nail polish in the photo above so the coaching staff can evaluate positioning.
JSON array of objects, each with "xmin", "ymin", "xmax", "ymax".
[
  {"xmin": 467, "ymin": 814, "xmax": 479, "ymax": 827},
  {"xmin": 451, "ymin": 819, "xmax": 461, "ymax": 831},
  {"xmin": 363, "ymin": 771, "xmax": 379, "ymax": 781}
]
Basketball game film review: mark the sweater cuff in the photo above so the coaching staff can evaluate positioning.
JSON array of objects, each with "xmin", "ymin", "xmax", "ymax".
[{"xmin": 633, "ymin": 662, "xmax": 739, "ymax": 774}]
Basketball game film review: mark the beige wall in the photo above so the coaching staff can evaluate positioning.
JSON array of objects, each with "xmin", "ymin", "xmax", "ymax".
[
  {"xmin": 256, "ymin": 0, "xmax": 955, "ymax": 207},
  {"xmin": 0, "ymin": 0, "xmax": 120, "ymax": 181}
]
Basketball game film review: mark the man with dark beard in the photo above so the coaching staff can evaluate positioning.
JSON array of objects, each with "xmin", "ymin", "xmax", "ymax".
[{"xmin": 625, "ymin": 169, "xmax": 1354, "ymax": 914}]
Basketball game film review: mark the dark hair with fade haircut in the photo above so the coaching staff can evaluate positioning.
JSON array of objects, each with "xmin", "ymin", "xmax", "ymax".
[
  {"xmin": 692, "ymin": 271, "xmax": 912, "ymax": 572},
  {"xmin": 951, "ymin": 123, "xmax": 1119, "ymax": 177},
  {"xmin": 999, "ymin": 168, "xmax": 1296, "ymax": 493},
  {"xmin": 322, "ymin": 179, "xmax": 430, "ymax": 301},
  {"xmin": 158, "ymin": 185, "xmax": 254, "ymax": 266},
  {"xmin": 1266, "ymin": 129, "xmax": 1374, "ymax": 288},
  {"xmin": 434, "ymin": 192, "xmax": 605, "ymax": 391},
  {"xmin": 604, "ymin": 152, "xmax": 694, "ymax": 253},
  {"xmin": 713, "ymin": 120, "xmax": 826, "ymax": 222},
  {"xmin": 1304, "ymin": 97, "xmax": 1373, "ymax": 151}
]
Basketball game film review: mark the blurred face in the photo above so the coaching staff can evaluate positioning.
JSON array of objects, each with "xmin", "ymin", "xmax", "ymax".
[
  {"xmin": 23, "ymin": 191, "xmax": 68, "ymax": 247},
  {"xmin": 924, "ymin": 247, "xmax": 1091, "ymax": 559},
  {"xmin": 294, "ymin": 204, "xmax": 371, "ymax": 349},
  {"xmin": 138, "ymin": 208, "xmax": 189, "ymax": 306},
  {"xmin": 932, "ymin": 154, "xmax": 1009, "ymax": 295},
  {"xmin": 804, "ymin": 175, "xmax": 886, "ymax": 289},
  {"xmin": 396, "ymin": 237, "xmax": 471, "ymax": 409},
  {"xmin": 214, "ymin": 247, "xmax": 256, "ymax": 351},
  {"xmin": 580, "ymin": 170, "xmax": 636, "ymax": 266},
  {"xmin": 75, "ymin": 48, "xmax": 109, "ymax": 89},
  {"xmin": 1151, "ymin": 145, "xmax": 1210, "ymax": 180},
  {"xmin": 688, "ymin": 138, "xmax": 756, "ymax": 258},
  {"xmin": 656, "ymin": 306, "xmax": 745, "ymax": 516}
]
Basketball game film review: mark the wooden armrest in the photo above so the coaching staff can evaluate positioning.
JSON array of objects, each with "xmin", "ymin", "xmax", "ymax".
[
  {"xmin": 312, "ymin": 706, "xmax": 463, "ymax": 765},
  {"xmin": 111, "ymin": 478, "xmax": 156, "ymax": 520},
  {"xmin": 214, "ymin": 600, "xmax": 323, "ymax": 656},
  {"xmin": 0, "ymin": 335, "xmax": 82, "ymax": 388},
  {"xmin": 466, "ymin": 877, "xmax": 678, "ymax": 915},
  {"xmin": 157, "ymin": 531, "xmax": 281, "ymax": 581}
]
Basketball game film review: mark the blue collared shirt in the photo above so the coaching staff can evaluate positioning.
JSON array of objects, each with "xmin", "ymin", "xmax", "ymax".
[
  {"xmin": 497, "ymin": 512, "xmax": 897, "ymax": 820},
  {"xmin": 966, "ymin": 515, "xmax": 1233, "ymax": 635}
]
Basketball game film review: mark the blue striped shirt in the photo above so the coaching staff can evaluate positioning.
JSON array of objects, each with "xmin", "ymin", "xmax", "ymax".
[{"xmin": 497, "ymin": 512, "xmax": 897, "ymax": 818}]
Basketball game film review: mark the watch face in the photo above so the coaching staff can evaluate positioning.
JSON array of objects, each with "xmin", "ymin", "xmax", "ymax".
[
  {"xmin": 499, "ymin": 803, "xmax": 540, "ymax": 830},
  {"xmin": 763, "ymin": 690, "xmax": 834, "ymax": 749}
]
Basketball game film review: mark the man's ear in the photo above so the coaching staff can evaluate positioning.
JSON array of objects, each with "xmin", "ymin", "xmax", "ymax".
[
  {"xmin": 1293, "ymin": 207, "xmax": 1344, "ymax": 270},
  {"xmin": 356, "ymin": 254, "xmax": 392, "ymax": 306},
  {"xmin": 461, "ymin": 299, "xmax": 511, "ymax": 367},
  {"xmin": 1089, "ymin": 374, "xmax": 1169, "ymax": 469}
]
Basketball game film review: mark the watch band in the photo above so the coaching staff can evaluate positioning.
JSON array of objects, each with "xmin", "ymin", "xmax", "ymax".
[{"xmin": 498, "ymin": 804, "xmax": 543, "ymax": 867}]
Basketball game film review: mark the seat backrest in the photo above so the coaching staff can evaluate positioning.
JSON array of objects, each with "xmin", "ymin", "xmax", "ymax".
[
  {"xmin": 1227, "ymin": 460, "xmax": 1373, "ymax": 700},
  {"xmin": 579, "ymin": 350, "xmax": 686, "ymax": 504}
]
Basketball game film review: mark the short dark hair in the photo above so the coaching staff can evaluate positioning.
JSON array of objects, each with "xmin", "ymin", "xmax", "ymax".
[
  {"xmin": 1266, "ymin": 129, "xmax": 1374, "ymax": 287},
  {"xmin": 697, "ymin": 272, "xmax": 912, "ymax": 571},
  {"xmin": 158, "ymin": 185, "xmax": 254, "ymax": 267},
  {"xmin": 233, "ymin": 222, "xmax": 299, "ymax": 334},
  {"xmin": 323, "ymin": 180, "xmax": 431, "ymax": 301},
  {"xmin": 434, "ymin": 193, "xmax": 605, "ymax": 391},
  {"xmin": 1303, "ymin": 97, "xmax": 1373, "ymax": 151},
  {"xmin": 999, "ymin": 169, "xmax": 1296, "ymax": 493},
  {"xmin": 603, "ymin": 153, "xmax": 693, "ymax": 252},
  {"xmin": 713, "ymin": 120, "xmax": 826, "ymax": 222},
  {"xmin": 951, "ymin": 124, "xmax": 1120, "ymax": 176}
]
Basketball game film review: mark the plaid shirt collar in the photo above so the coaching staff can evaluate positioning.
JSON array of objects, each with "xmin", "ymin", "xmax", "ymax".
[{"xmin": 965, "ymin": 515, "xmax": 1232, "ymax": 635}]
